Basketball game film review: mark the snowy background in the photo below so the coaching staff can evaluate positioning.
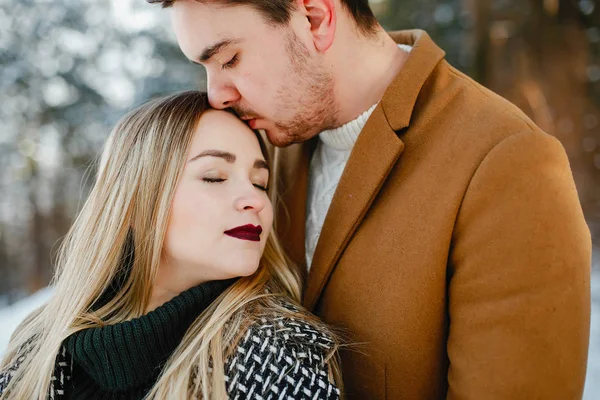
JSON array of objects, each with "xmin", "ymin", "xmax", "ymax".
[{"xmin": 585, "ymin": 257, "xmax": 600, "ymax": 399}]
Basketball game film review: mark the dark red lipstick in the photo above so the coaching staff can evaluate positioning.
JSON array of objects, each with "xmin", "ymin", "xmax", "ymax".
[{"xmin": 224, "ymin": 224, "xmax": 263, "ymax": 242}]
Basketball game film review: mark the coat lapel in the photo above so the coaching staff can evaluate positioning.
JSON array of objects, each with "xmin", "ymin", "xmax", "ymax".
[
  {"xmin": 302, "ymin": 106, "xmax": 403, "ymax": 310},
  {"xmin": 302, "ymin": 30, "xmax": 446, "ymax": 310}
]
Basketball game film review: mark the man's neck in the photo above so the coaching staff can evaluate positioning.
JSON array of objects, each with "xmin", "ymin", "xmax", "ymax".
[{"xmin": 330, "ymin": 27, "xmax": 408, "ymax": 126}]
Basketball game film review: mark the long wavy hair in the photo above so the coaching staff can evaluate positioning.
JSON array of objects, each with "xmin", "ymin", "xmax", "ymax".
[{"xmin": 0, "ymin": 91, "xmax": 342, "ymax": 399}]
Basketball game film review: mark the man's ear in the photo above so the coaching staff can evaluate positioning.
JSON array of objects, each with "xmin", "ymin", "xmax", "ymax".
[{"xmin": 298, "ymin": 0, "xmax": 336, "ymax": 52}]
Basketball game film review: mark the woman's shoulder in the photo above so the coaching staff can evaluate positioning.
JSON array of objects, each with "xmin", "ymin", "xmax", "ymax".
[
  {"xmin": 224, "ymin": 298, "xmax": 340, "ymax": 399},
  {"xmin": 240, "ymin": 298, "xmax": 336, "ymax": 358}
]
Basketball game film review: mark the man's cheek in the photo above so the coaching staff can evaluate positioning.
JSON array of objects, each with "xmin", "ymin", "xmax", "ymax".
[{"xmin": 238, "ymin": 68, "xmax": 269, "ymax": 94}]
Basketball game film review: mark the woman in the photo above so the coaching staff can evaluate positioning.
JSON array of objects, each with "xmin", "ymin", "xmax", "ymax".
[{"xmin": 0, "ymin": 91, "xmax": 342, "ymax": 399}]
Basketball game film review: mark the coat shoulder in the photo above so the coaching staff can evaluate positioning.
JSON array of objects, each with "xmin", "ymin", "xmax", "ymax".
[{"xmin": 405, "ymin": 58, "xmax": 550, "ymax": 157}]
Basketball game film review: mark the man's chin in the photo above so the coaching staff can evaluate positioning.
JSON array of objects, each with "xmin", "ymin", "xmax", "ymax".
[
  {"xmin": 263, "ymin": 129, "xmax": 299, "ymax": 148},
  {"xmin": 264, "ymin": 125, "xmax": 322, "ymax": 147}
]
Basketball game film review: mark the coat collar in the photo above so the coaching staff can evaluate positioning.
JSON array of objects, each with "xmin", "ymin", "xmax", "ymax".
[{"xmin": 381, "ymin": 30, "xmax": 446, "ymax": 131}]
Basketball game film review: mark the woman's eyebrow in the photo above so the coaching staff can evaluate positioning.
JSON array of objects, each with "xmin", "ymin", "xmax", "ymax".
[
  {"xmin": 188, "ymin": 150, "xmax": 268, "ymax": 171},
  {"xmin": 188, "ymin": 150, "xmax": 235, "ymax": 163},
  {"xmin": 254, "ymin": 159, "xmax": 269, "ymax": 171}
]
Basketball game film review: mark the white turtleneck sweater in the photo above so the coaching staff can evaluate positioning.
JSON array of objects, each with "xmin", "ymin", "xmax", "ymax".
[{"xmin": 305, "ymin": 44, "xmax": 412, "ymax": 270}]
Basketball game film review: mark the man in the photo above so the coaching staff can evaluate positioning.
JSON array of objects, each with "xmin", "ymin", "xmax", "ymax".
[{"xmin": 149, "ymin": 0, "xmax": 591, "ymax": 398}]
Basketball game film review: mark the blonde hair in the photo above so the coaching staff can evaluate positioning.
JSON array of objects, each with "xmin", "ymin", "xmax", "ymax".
[{"xmin": 0, "ymin": 91, "xmax": 342, "ymax": 399}]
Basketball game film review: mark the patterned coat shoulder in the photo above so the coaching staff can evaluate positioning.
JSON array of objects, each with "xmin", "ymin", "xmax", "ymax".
[
  {"xmin": 0, "ymin": 335, "xmax": 41, "ymax": 396},
  {"xmin": 225, "ymin": 300, "xmax": 341, "ymax": 400}
]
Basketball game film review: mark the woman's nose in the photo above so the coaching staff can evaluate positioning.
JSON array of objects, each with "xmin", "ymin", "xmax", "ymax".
[{"xmin": 233, "ymin": 186, "xmax": 266, "ymax": 213}]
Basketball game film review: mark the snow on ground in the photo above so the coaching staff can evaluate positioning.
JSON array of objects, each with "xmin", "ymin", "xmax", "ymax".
[
  {"xmin": 584, "ymin": 266, "xmax": 600, "ymax": 399},
  {"xmin": 0, "ymin": 274, "xmax": 599, "ymax": 398},
  {"xmin": 0, "ymin": 287, "xmax": 53, "ymax": 356}
]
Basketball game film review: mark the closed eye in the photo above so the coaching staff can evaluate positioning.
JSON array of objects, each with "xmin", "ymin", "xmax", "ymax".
[
  {"xmin": 203, "ymin": 178, "xmax": 225, "ymax": 183},
  {"xmin": 222, "ymin": 54, "xmax": 239, "ymax": 70},
  {"xmin": 253, "ymin": 183, "xmax": 268, "ymax": 192}
]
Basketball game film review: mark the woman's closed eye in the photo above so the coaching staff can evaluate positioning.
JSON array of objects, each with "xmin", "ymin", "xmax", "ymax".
[
  {"xmin": 253, "ymin": 183, "xmax": 268, "ymax": 192},
  {"xmin": 202, "ymin": 177, "xmax": 268, "ymax": 192},
  {"xmin": 202, "ymin": 177, "xmax": 225, "ymax": 183}
]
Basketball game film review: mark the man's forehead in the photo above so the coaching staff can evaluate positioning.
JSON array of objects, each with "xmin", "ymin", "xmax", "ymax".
[
  {"xmin": 172, "ymin": 3, "xmax": 273, "ymax": 60},
  {"xmin": 172, "ymin": 1, "xmax": 263, "ymax": 40},
  {"xmin": 172, "ymin": 0, "xmax": 260, "ymax": 22}
]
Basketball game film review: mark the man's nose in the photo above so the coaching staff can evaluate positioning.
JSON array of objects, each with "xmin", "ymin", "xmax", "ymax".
[{"xmin": 207, "ymin": 73, "xmax": 241, "ymax": 110}]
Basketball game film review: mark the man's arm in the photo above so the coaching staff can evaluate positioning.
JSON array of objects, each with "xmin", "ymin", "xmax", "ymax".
[{"xmin": 447, "ymin": 129, "xmax": 591, "ymax": 399}]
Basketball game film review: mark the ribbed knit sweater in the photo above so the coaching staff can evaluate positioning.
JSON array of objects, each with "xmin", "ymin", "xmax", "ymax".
[{"xmin": 63, "ymin": 279, "xmax": 233, "ymax": 399}]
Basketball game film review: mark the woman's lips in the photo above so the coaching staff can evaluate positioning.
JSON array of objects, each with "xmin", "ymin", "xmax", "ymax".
[{"xmin": 224, "ymin": 224, "xmax": 263, "ymax": 242}]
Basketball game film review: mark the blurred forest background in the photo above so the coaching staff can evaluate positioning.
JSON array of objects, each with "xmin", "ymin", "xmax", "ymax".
[{"xmin": 1, "ymin": 0, "xmax": 599, "ymax": 305}]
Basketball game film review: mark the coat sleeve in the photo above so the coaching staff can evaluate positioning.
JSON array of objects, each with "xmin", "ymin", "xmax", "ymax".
[{"xmin": 447, "ymin": 129, "xmax": 591, "ymax": 399}]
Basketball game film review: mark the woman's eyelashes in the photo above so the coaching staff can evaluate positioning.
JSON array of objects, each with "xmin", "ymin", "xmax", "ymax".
[
  {"xmin": 201, "ymin": 177, "xmax": 268, "ymax": 192},
  {"xmin": 253, "ymin": 183, "xmax": 268, "ymax": 192},
  {"xmin": 202, "ymin": 177, "xmax": 225, "ymax": 183}
]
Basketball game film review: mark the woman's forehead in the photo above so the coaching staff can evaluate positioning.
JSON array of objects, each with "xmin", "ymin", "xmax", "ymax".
[{"xmin": 189, "ymin": 110, "xmax": 264, "ymax": 160}]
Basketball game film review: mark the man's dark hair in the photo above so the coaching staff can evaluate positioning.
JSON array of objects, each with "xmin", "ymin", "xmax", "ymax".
[{"xmin": 147, "ymin": 0, "xmax": 378, "ymax": 35}]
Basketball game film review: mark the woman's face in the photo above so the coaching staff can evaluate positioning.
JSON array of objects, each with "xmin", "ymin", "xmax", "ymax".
[{"xmin": 162, "ymin": 109, "xmax": 273, "ymax": 284}]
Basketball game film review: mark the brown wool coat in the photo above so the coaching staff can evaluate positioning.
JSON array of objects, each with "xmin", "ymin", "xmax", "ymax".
[{"xmin": 268, "ymin": 30, "xmax": 591, "ymax": 399}]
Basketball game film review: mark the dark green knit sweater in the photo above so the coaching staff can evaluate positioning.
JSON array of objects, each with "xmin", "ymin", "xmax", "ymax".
[{"xmin": 63, "ymin": 279, "xmax": 234, "ymax": 399}]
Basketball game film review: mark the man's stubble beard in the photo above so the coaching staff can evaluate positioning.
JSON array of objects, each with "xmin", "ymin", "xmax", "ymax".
[{"xmin": 269, "ymin": 30, "xmax": 339, "ymax": 147}]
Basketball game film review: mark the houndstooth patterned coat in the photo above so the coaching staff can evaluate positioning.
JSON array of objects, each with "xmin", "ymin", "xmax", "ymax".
[{"xmin": 0, "ymin": 314, "xmax": 340, "ymax": 399}]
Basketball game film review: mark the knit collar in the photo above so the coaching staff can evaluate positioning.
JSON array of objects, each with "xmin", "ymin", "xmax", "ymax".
[
  {"xmin": 64, "ymin": 279, "xmax": 235, "ymax": 392},
  {"xmin": 319, "ymin": 103, "xmax": 379, "ymax": 151},
  {"xmin": 318, "ymin": 44, "xmax": 413, "ymax": 151}
]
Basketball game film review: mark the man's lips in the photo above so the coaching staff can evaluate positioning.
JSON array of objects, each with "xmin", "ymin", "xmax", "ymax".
[
  {"xmin": 240, "ymin": 116, "xmax": 259, "ymax": 129},
  {"xmin": 224, "ymin": 224, "xmax": 263, "ymax": 242}
]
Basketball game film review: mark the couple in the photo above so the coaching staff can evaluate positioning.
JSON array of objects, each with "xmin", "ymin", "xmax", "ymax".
[{"xmin": 0, "ymin": 0, "xmax": 592, "ymax": 399}]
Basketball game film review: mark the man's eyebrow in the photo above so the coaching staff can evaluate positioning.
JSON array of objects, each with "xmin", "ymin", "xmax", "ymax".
[
  {"xmin": 198, "ymin": 38, "xmax": 241, "ymax": 63},
  {"xmin": 189, "ymin": 150, "xmax": 235, "ymax": 163}
]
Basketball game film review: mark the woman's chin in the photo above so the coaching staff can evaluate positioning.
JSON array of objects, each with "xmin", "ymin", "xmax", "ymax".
[
  {"xmin": 231, "ymin": 262, "xmax": 261, "ymax": 278},
  {"xmin": 212, "ymin": 260, "xmax": 261, "ymax": 281}
]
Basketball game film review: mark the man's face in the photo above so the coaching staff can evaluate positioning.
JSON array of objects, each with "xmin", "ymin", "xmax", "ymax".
[{"xmin": 171, "ymin": 1, "xmax": 339, "ymax": 147}]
